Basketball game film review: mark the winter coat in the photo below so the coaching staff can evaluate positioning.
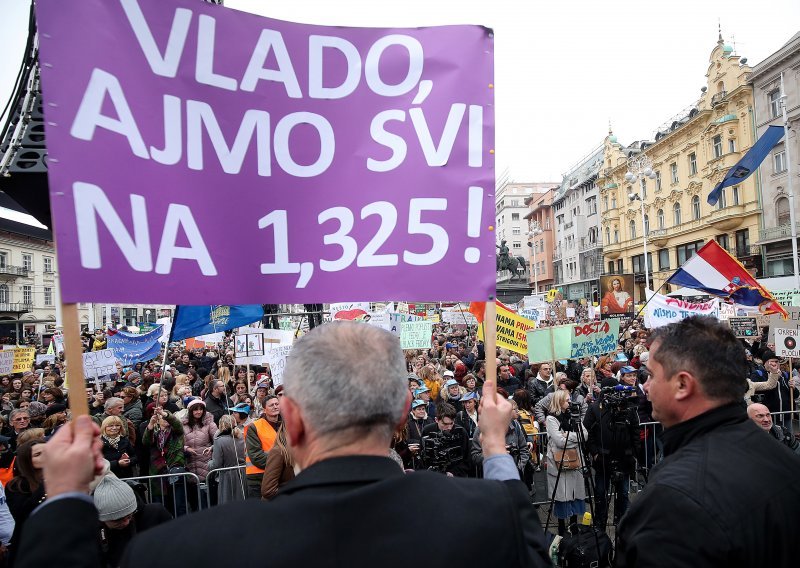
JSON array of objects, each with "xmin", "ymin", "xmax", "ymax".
[
  {"xmin": 526, "ymin": 376, "xmax": 554, "ymax": 403},
  {"xmin": 260, "ymin": 446, "xmax": 295, "ymax": 500},
  {"xmin": 533, "ymin": 391, "xmax": 586, "ymax": 425},
  {"xmin": 471, "ymin": 421, "xmax": 530, "ymax": 471},
  {"xmin": 617, "ymin": 403, "xmax": 800, "ymax": 568},
  {"xmin": 141, "ymin": 412, "xmax": 185, "ymax": 476},
  {"xmin": 122, "ymin": 400, "xmax": 144, "ymax": 429},
  {"xmin": 209, "ymin": 432, "xmax": 246, "ymax": 505},
  {"xmin": 101, "ymin": 436, "xmax": 138, "ymax": 479},
  {"xmin": 181, "ymin": 412, "xmax": 217, "ymax": 481},
  {"xmin": 545, "ymin": 414, "xmax": 587, "ymax": 503}
]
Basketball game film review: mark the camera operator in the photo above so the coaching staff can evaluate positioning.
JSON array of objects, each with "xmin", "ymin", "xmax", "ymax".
[
  {"xmin": 420, "ymin": 403, "xmax": 470, "ymax": 476},
  {"xmin": 583, "ymin": 367, "xmax": 641, "ymax": 531}
]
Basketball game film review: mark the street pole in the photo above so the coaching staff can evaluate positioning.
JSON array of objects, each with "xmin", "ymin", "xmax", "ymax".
[
  {"xmin": 780, "ymin": 72, "xmax": 800, "ymax": 290},
  {"xmin": 641, "ymin": 198, "xmax": 650, "ymax": 292}
]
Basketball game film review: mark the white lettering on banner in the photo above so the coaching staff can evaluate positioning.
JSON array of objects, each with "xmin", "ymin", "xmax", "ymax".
[{"xmin": 74, "ymin": 182, "xmax": 217, "ymax": 276}]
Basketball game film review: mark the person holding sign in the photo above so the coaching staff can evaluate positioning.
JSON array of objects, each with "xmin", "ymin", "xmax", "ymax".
[
  {"xmin": 18, "ymin": 322, "xmax": 550, "ymax": 568},
  {"xmin": 751, "ymin": 350, "xmax": 798, "ymax": 433}
]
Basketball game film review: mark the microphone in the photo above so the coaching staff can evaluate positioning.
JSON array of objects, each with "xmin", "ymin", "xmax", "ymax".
[{"xmin": 601, "ymin": 384, "xmax": 636, "ymax": 392}]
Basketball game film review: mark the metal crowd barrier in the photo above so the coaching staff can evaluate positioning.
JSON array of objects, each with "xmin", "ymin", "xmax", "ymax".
[
  {"xmin": 125, "ymin": 471, "xmax": 202, "ymax": 516},
  {"xmin": 203, "ymin": 464, "xmax": 248, "ymax": 508}
]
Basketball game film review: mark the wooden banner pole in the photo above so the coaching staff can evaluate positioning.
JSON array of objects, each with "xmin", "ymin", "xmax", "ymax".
[
  {"xmin": 62, "ymin": 302, "xmax": 88, "ymax": 417},
  {"xmin": 484, "ymin": 300, "xmax": 497, "ymax": 387},
  {"xmin": 790, "ymin": 357, "xmax": 795, "ymax": 418}
]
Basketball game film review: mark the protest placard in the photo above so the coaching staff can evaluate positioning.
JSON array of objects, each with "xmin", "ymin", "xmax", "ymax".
[
  {"xmin": 728, "ymin": 317, "xmax": 759, "ymax": 339},
  {"xmin": 644, "ymin": 291, "xmax": 719, "ymax": 329},
  {"xmin": 329, "ymin": 303, "xmax": 371, "ymax": 321},
  {"xmin": 400, "ymin": 321, "xmax": 433, "ymax": 350},
  {"xmin": 477, "ymin": 305, "xmax": 535, "ymax": 355},
  {"xmin": 12, "ymin": 348, "xmax": 36, "ymax": 374},
  {"xmin": 389, "ymin": 313, "xmax": 422, "ymax": 337},
  {"xmin": 265, "ymin": 345, "xmax": 293, "ymax": 388},
  {"xmin": 83, "ymin": 349, "xmax": 119, "ymax": 382},
  {"xmin": 526, "ymin": 325, "xmax": 573, "ymax": 363},
  {"xmin": 774, "ymin": 326, "xmax": 800, "ymax": 358},
  {"xmin": 771, "ymin": 289, "xmax": 800, "ymax": 308},
  {"xmin": 366, "ymin": 311, "xmax": 391, "ymax": 331},
  {"xmin": 768, "ymin": 307, "xmax": 800, "ymax": 343},
  {"xmin": 108, "ymin": 325, "xmax": 163, "ymax": 366},
  {"xmin": 570, "ymin": 320, "xmax": 620, "ymax": 358},
  {"xmin": 0, "ymin": 351, "xmax": 14, "ymax": 374},
  {"xmin": 235, "ymin": 333, "xmax": 265, "ymax": 364},
  {"xmin": 36, "ymin": 354, "xmax": 56, "ymax": 366},
  {"xmin": 442, "ymin": 309, "xmax": 478, "ymax": 326},
  {"xmin": 36, "ymin": 0, "xmax": 495, "ymax": 305}
]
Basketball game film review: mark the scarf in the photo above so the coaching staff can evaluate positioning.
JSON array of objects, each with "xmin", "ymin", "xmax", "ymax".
[{"xmin": 103, "ymin": 434, "xmax": 122, "ymax": 449}]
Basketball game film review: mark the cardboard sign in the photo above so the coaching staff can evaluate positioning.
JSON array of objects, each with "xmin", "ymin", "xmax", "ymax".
[
  {"xmin": 235, "ymin": 332, "xmax": 265, "ymax": 364},
  {"xmin": 329, "ymin": 303, "xmax": 371, "ymax": 321},
  {"xmin": 0, "ymin": 351, "xmax": 15, "ymax": 374},
  {"xmin": 83, "ymin": 349, "xmax": 119, "ymax": 380},
  {"xmin": 771, "ymin": 289, "xmax": 800, "ymax": 308},
  {"xmin": 728, "ymin": 317, "xmax": 759, "ymax": 339},
  {"xmin": 570, "ymin": 320, "xmax": 619, "ymax": 358},
  {"xmin": 768, "ymin": 307, "xmax": 800, "ymax": 343},
  {"xmin": 775, "ymin": 326, "xmax": 800, "ymax": 358},
  {"xmin": 477, "ymin": 304, "xmax": 535, "ymax": 355},
  {"xmin": 12, "ymin": 348, "xmax": 36, "ymax": 374},
  {"xmin": 644, "ymin": 290, "xmax": 720, "ymax": 329},
  {"xmin": 36, "ymin": 354, "xmax": 56, "ymax": 365},
  {"xmin": 526, "ymin": 325, "xmax": 573, "ymax": 363},
  {"xmin": 442, "ymin": 309, "xmax": 478, "ymax": 326},
  {"xmin": 265, "ymin": 345, "xmax": 292, "ymax": 388},
  {"xmin": 36, "ymin": 0, "xmax": 495, "ymax": 305},
  {"xmin": 400, "ymin": 321, "xmax": 433, "ymax": 350}
]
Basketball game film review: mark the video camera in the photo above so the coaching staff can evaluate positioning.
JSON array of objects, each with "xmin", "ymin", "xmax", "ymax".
[
  {"xmin": 421, "ymin": 430, "xmax": 464, "ymax": 472},
  {"xmin": 599, "ymin": 384, "xmax": 638, "ymax": 423}
]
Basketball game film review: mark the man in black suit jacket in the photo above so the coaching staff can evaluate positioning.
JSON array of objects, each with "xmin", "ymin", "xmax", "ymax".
[{"xmin": 18, "ymin": 322, "xmax": 550, "ymax": 568}]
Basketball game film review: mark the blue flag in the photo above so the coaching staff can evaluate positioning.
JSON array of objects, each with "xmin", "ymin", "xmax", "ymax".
[
  {"xmin": 108, "ymin": 325, "xmax": 164, "ymax": 366},
  {"xmin": 707, "ymin": 125, "xmax": 784, "ymax": 205},
  {"xmin": 170, "ymin": 305, "xmax": 265, "ymax": 342}
]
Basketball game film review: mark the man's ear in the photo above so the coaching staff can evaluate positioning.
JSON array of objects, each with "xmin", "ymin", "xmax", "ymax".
[
  {"xmin": 281, "ymin": 396, "xmax": 305, "ymax": 448},
  {"xmin": 673, "ymin": 371, "xmax": 696, "ymax": 402}
]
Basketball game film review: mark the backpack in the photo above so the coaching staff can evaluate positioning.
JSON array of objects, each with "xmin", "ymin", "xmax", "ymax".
[{"xmin": 559, "ymin": 524, "xmax": 613, "ymax": 567}]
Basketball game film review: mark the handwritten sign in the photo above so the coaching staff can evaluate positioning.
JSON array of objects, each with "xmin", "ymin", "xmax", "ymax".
[
  {"xmin": 570, "ymin": 320, "xmax": 619, "ymax": 358},
  {"xmin": 0, "ymin": 351, "xmax": 15, "ymax": 374},
  {"xmin": 12, "ymin": 348, "xmax": 36, "ymax": 374},
  {"xmin": 442, "ymin": 309, "xmax": 478, "ymax": 326},
  {"xmin": 265, "ymin": 345, "xmax": 292, "ymax": 388},
  {"xmin": 767, "ymin": 307, "xmax": 800, "ymax": 343},
  {"xmin": 389, "ymin": 313, "xmax": 422, "ymax": 337},
  {"xmin": 83, "ymin": 349, "xmax": 119, "ymax": 381},
  {"xmin": 235, "ymin": 332, "xmax": 265, "ymax": 364},
  {"xmin": 728, "ymin": 317, "xmax": 759, "ymax": 339},
  {"xmin": 526, "ymin": 325, "xmax": 573, "ymax": 364},
  {"xmin": 478, "ymin": 305, "xmax": 535, "ymax": 356},
  {"xmin": 400, "ymin": 321, "xmax": 433, "ymax": 350},
  {"xmin": 775, "ymin": 326, "xmax": 800, "ymax": 358},
  {"xmin": 644, "ymin": 290, "xmax": 719, "ymax": 329},
  {"xmin": 36, "ymin": 0, "xmax": 494, "ymax": 305},
  {"xmin": 36, "ymin": 354, "xmax": 56, "ymax": 366}
]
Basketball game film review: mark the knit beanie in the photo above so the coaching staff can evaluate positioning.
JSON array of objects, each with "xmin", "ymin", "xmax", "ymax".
[
  {"xmin": 93, "ymin": 474, "xmax": 137, "ymax": 521},
  {"xmin": 28, "ymin": 401, "xmax": 48, "ymax": 419}
]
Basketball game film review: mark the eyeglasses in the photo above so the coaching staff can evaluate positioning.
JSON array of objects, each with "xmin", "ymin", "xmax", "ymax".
[{"xmin": 13, "ymin": 417, "xmax": 29, "ymax": 422}]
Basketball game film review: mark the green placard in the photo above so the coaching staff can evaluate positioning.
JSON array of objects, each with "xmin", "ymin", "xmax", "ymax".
[
  {"xmin": 526, "ymin": 325, "xmax": 573, "ymax": 363},
  {"xmin": 400, "ymin": 320, "xmax": 433, "ymax": 350}
]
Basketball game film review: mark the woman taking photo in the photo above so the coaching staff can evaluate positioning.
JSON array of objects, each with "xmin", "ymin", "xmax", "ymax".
[
  {"xmin": 100, "ymin": 415, "xmax": 137, "ymax": 478},
  {"xmin": 142, "ymin": 407, "xmax": 186, "ymax": 517},
  {"xmin": 545, "ymin": 390, "xmax": 587, "ymax": 536}
]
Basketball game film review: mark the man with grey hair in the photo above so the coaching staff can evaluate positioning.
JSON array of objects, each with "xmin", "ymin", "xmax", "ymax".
[
  {"xmin": 91, "ymin": 397, "xmax": 131, "ymax": 440},
  {"xmin": 18, "ymin": 322, "xmax": 550, "ymax": 567}
]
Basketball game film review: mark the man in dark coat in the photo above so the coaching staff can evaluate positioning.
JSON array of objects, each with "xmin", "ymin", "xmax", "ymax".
[
  {"xmin": 617, "ymin": 317, "xmax": 800, "ymax": 567},
  {"xmin": 203, "ymin": 379, "xmax": 231, "ymax": 425},
  {"xmin": 17, "ymin": 323, "xmax": 550, "ymax": 568}
]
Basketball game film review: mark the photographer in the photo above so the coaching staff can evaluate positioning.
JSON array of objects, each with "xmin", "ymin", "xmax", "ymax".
[
  {"xmin": 420, "ymin": 403, "xmax": 470, "ymax": 476},
  {"xmin": 583, "ymin": 368, "xmax": 641, "ymax": 532},
  {"xmin": 471, "ymin": 401, "xmax": 530, "ymax": 478}
]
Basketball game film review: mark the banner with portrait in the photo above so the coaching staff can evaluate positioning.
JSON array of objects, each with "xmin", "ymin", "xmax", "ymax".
[{"xmin": 599, "ymin": 275, "xmax": 635, "ymax": 319}]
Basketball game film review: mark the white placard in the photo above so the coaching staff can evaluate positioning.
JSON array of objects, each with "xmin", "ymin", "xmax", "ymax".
[
  {"xmin": 83, "ymin": 349, "xmax": 119, "ymax": 381},
  {"xmin": 775, "ymin": 327, "xmax": 800, "ymax": 358},
  {"xmin": 0, "ymin": 351, "xmax": 14, "ymax": 374},
  {"xmin": 265, "ymin": 345, "xmax": 293, "ymax": 388},
  {"xmin": 441, "ymin": 310, "xmax": 478, "ymax": 326}
]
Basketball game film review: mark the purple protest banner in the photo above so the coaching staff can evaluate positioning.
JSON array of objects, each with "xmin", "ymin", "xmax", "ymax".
[{"xmin": 35, "ymin": 0, "xmax": 495, "ymax": 304}]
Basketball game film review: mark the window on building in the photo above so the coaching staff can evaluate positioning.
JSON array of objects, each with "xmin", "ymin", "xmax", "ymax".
[
  {"xmin": 512, "ymin": 241, "xmax": 521, "ymax": 249},
  {"xmin": 670, "ymin": 163, "xmax": 679, "ymax": 183},
  {"xmin": 692, "ymin": 196, "xmax": 701, "ymax": 220},
  {"xmin": 608, "ymin": 261, "xmax": 615, "ymax": 274},
  {"xmin": 716, "ymin": 234, "xmax": 730, "ymax": 251},
  {"xmin": 673, "ymin": 203, "xmax": 681, "ymax": 226},
  {"xmin": 613, "ymin": 228, "xmax": 619, "ymax": 243},
  {"xmin": 511, "ymin": 213, "xmax": 520, "ymax": 221},
  {"xmin": 769, "ymin": 89, "xmax": 781, "ymax": 119},
  {"xmin": 632, "ymin": 253, "xmax": 652, "ymax": 274},
  {"xmin": 510, "ymin": 199, "xmax": 520, "ymax": 207},
  {"xmin": 775, "ymin": 150, "xmax": 787, "ymax": 173},
  {"xmin": 713, "ymin": 135, "xmax": 723, "ymax": 158},
  {"xmin": 43, "ymin": 257, "xmax": 53, "ymax": 273},
  {"xmin": 767, "ymin": 257, "xmax": 796, "ymax": 277},
  {"xmin": 728, "ymin": 139, "xmax": 736, "ymax": 153},
  {"xmin": 644, "ymin": 214, "xmax": 650, "ymax": 235},
  {"xmin": 0, "ymin": 253, "xmax": 6, "ymax": 269},
  {"xmin": 22, "ymin": 254, "xmax": 32, "ymax": 271},
  {"xmin": 655, "ymin": 170, "xmax": 662, "ymax": 191},
  {"xmin": 676, "ymin": 241, "xmax": 702, "ymax": 265},
  {"xmin": 657, "ymin": 209, "xmax": 665, "ymax": 230},
  {"xmin": 123, "ymin": 308, "xmax": 138, "ymax": 327},
  {"xmin": 689, "ymin": 152, "xmax": 697, "ymax": 175},
  {"xmin": 0, "ymin": 285, "xmax": 8, "ymax": 304},
  {"xmin": 512, "ymin": 227, "xmax": 521, "ymax": 235},
  {"xmin": 629, "ymin": 219, "xmax": 637, "ymax": 240},
  {"xmin": 777, "ymin": 195, "xmax": 790, "ymax": 225},
  {"xmin": 603, "ymin": 195, "xmax": 609, "ymax": 211},
  {"xmin": 658, "ymin": 249, "xmax": 670, "ymax": 271},
  {"xmin": 605, "ymin": 227, "xmax": 611, "ymax": 245},
  {"xmin": 587, "ymin": 197, "xmax": 597, "ymax": 215},
  {"xmin": 640, "ymin": 178, "xmax": 647, "ymax": 198},
  {"xmin": 22, "ymin": 285, "xmax": 31, "ymax": 305},
  {"xmin": 611, "ymin": 195, "xmax": 617, "ymax": 209},
  {"xmin": 717, "ymin": 188, "xmax": 727, "ymax": 209},
  {"xmin": 616, "ymin": 259, "xmax": 624, "ymax": 274},
  {"xmin": 44, "ymin": 287, "xmax": 53, "ymax": 306},
  {"xmin": 735, "ymin": 229, "xmax": 750, "ymax": 257}
]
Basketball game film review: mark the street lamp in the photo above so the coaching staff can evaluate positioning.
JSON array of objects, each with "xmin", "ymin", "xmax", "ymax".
[
  {"xmin": 528, "ymin": 224, "xmax": 543, "ymax": 292},
  {"xmin": 625, "ymin": 155, "xmax": 657, "ymax": 293}
]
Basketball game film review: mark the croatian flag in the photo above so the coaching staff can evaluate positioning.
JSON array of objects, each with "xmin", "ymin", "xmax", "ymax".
[{"xmin": 667, "ymin": 240, "xmax": 787, "ymax": 317}]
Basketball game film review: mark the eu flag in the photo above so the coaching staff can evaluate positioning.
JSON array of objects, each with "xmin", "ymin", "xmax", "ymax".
[
  {"xmin": 171, "ymin": 305, "xmax": 265, "ymax": 342},
  {"xmin": 707, "ymin": 125, "xmax": 784, "ymax": 205}
]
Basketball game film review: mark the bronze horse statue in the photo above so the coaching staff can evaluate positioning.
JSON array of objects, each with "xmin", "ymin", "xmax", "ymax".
[{"xmin": 496, "ymin": 241, "xmax": 527, "ymax": 280}]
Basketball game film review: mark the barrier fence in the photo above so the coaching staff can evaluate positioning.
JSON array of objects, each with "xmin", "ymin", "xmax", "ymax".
[{"xmin": 125, "ymin": 471, "xmax": 201, "ymax": 517}]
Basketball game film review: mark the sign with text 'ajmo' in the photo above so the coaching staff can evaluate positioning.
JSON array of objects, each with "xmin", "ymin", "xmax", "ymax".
[{"xmin": 36, "ymin": 0, "xmax": 495, "ymax": 305}]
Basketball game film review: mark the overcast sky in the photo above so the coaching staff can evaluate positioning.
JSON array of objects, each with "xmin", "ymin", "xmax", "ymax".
[{"xmin": 1, "ymin": 0, "xmax": 799, "ymax": 186}]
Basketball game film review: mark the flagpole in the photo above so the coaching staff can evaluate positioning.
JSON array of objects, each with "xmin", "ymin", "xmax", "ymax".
[{"xmin": 779, "ymin": 72, "xmax": 800, "ymax": 290}]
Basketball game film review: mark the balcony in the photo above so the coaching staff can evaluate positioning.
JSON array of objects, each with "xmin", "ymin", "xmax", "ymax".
[
  {"xmin": 0, "ymin": 265, "xmax": 29, "ymax": 281},
  {"xmin": 604, "ymin": 241, "xmax": 622, "ymax": 259},
  {"xmin": 579, "ymin": 240, "xmax": 600, "ymax": 252},
  {"xmin": 553, "ymin": 250, "xmax": 563, "ymax": 261},
  {"xmin": 759, "ymin": 223, "xmax": 800, "ymax": 244},
  {"xmin": 711, "ymin": 90, "xmax": 727, "ymax": 106},
  {"xmin": 707, "ymin": 204, "xmax": 747, "ymax": 231},
  {"xmin": 647, "ymin": 228, "xmax": 669, "ymax": 247},
  {"xmin": 0, "ymin": 302, "xmax": 33, "ymax": 313}
]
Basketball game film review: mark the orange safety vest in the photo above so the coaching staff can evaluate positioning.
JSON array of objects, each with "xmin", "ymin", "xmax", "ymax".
[
  {"xmin": 244, "ymin": 418, "xmax": 278, "ymax": 475},
  {"xmin": 0, "ymin": 457, "xmax": 15, "ymax": 487}
]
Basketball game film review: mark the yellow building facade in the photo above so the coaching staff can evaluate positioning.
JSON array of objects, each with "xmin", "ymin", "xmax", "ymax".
[{"xmin": 598, "ymin": 37, "xmax": 761, "ymax": 302}]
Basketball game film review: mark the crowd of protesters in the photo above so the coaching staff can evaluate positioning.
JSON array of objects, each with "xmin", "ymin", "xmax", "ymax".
[{"xmin": 0, "ymin": 309, "xmax": 796, "ymax": 566}]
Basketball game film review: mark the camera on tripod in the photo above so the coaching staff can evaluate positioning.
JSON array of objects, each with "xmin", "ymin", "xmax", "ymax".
[{"xmin": 421, "ymin": 431, "xmax": 463, "ymax": 471}]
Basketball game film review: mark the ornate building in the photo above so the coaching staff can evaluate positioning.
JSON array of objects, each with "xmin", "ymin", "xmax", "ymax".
[{"xmin": 599, "ymin": 36, "xmax": 760, "ymax": 301}]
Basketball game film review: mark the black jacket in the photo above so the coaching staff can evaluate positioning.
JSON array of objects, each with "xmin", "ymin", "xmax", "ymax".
[
  {"xmin": 582, "ymin": 397, "xmax": 640, "ymax": 471},
  {"xmin": 616, "ymin": 403, "xmax": 800, "ymax": 567},
  {"xmin": 421, "ymin": 423, "xmax": 471, "ymax": 476}
]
